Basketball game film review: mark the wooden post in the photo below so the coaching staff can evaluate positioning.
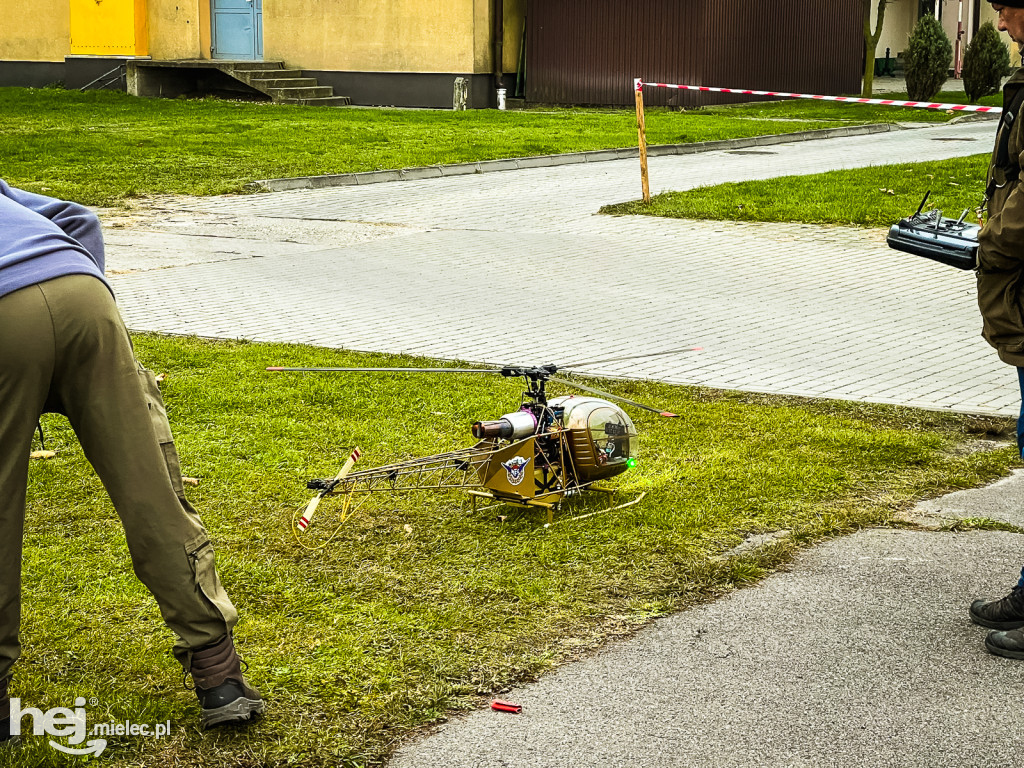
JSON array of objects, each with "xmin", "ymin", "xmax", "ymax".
[{"xmin": 634, "ymin": 78, "xmax": 651, "ymax": 203}]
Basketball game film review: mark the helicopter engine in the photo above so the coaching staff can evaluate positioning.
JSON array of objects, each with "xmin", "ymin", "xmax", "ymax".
[{"xmin": 472, "ymin": 411, "xmax": 537, "ymax": 440}]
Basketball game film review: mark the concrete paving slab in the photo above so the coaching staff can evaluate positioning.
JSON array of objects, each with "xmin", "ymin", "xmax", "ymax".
[
  {"xmin": 101, "ymin": 229, "xmax": 321, "ymax": 272},
  {"xmin": 109, "ymin": 220, "xmax": 1015, "ymax": 416},
  {"xmin": 109, "ymin": 122, "xmax": 1019, "ymax": 412},
  {"xmin": 100, "ymin": 210, "xmax": 425, "ymax": 272}
]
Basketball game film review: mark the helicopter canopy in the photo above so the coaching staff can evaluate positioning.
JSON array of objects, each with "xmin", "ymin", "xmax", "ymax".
[{"xmin": 548, "ymin": 395, "xmax": 638, "ymax": 466}]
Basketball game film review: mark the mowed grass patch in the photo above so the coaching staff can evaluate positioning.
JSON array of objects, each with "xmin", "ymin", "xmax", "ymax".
[
  {"xmin": 16, "ymin": 334, "xmax": 1017, "ymax": 767},
  {"xmin": 602, "ymin": 154, "xmax": 991, "ymax": 226},
  {"xmin": 0, "ymin": 87, "xmax": 977, "ymax": 207}
]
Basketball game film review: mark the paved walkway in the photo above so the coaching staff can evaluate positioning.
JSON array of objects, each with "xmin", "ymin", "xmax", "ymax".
[{"xmin": 105, "ymin": 118, "xmax": 1014, "ymax": 417}]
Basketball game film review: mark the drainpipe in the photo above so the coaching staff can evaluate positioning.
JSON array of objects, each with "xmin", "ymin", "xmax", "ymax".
[
  {"xmin": 493, "ymin": 0, "xmax": 505, "ymax": 108},
  {"xmin": 954, "ymin": 0, "xmax": 964, "ymax": 78}
]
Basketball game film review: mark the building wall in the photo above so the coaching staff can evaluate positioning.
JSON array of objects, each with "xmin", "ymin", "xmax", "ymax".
[
  {"xmin": 147, "ymin": 0, "xmax": 206, "ymax": 60},
  {"xmin": 264, "ymin": 0, "xmax": 484, "ymax": 73},
  {"xmin": 0, "ymin": 0, "xmax": 205, "ymax": 61},
  {"xmin": 872, "ymin": 0, "xmax": 1006, "ymax": 63},
  {"xmin": 0, "ymin": 0, "xmax": 69, "ymax": 60},
  {"xmin": 0, "ymin": 0, "xmax": 514, "ymax": 72},
  {"xmin": 503, "ymin": 0, "xmax": 525, "ymax": 74}
]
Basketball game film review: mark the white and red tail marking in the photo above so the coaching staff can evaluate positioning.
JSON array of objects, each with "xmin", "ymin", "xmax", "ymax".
[{"xmin": 297, "ymin": 447, "xmax": 362, "ymax": 533}]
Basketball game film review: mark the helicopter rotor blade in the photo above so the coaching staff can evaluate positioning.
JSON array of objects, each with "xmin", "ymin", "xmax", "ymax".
[
  {"xmin": 548, "ymin": 376, "xmax": 678, "ymax": 418},
  {"xmin": 267, "ymin": 367, "xmax": 503, "ymax": 374},
  {"xmin": 563, "ymin": 346, "xmax": 703, "ymax": 370}
]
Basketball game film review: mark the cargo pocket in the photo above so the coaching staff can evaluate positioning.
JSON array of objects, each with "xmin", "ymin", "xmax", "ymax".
[
  {"xmin": 186, "ymin": 532, "xmax": 238, "ymax": 629},
  {"xmin": 137, "ymin": 363, "xmax": 186, "ymax": 498}
]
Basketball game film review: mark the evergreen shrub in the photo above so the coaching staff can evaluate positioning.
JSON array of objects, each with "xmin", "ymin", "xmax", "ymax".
[
  {"xmin": 905, "ymin": 15, "xmax": 953, "ymax": 101},
  {"xmin": 962, "ymin": 21, "xmax": 1011, "ymax": 103}
]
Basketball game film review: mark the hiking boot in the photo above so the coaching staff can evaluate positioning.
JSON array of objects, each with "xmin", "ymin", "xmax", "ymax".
[
  {"xmin": 985, "ymin": 628, "xmax": 1024, "ymax": 659},
  {"xmin": 969, "ymin": 585, "xmax": 1024, "ymax": 630},
  {"xmin": 187, "ymin": 635, "xmax": 265, "ymax": 729}
]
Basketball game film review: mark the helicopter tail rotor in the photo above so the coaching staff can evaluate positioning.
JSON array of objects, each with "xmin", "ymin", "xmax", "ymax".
[{"xmin": 298, "ymin": 446, "xmax": 361, "ymax": 533}]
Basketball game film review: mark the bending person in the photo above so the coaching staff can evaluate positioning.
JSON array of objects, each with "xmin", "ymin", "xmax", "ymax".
[{"xmin": 0, "ymin": 180, "xmax": 264, "ymax": 731}]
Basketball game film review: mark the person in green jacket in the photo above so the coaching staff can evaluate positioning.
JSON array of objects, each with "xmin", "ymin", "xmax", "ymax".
[{"xmin": 969, "ymin": 1, "xmax": 1024, "ymax": 659}]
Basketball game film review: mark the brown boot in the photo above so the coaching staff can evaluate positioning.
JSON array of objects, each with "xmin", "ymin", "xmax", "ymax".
[{"xmin": 187, "ymin": 636, "xmax": 265, "ymax": 729}]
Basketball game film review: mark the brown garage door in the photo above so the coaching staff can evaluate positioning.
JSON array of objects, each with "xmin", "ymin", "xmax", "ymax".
[{"xmin": 525, "ymin": 0, "xmax": 863, "ymax": 107}]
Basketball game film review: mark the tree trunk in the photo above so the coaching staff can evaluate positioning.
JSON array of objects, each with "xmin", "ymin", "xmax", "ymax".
[{"xmin": 863, "ymin": 0, "xmax": 891, "ymax": 97}]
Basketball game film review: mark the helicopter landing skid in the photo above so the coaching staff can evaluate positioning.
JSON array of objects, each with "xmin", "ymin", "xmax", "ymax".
[
  {"xmin": 467, "ymin": 489, "xmax": 559, "ymax": 523},
  {"xmin": 468, "ymin": 488, "xmax": 645, "ymax": 526},
  {"xmin": 545, "ymin": 491, "xmax": 647, "ymax": 527}
]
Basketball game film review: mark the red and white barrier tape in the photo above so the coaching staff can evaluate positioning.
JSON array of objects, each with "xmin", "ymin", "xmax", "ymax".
[{"xmin": 635, "ymin": 80, "xmax": 1002, "ymax": 114}]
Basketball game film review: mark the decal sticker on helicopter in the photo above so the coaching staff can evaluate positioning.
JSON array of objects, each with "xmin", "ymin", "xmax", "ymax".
[{"xmin": 501, "ymin": 456, "xmax": 530, "ymax": 486}]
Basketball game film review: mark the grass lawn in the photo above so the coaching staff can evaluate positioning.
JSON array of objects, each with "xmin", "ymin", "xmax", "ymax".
[
  {"xmin": 0, "ymin": 87, "xmax": 993, "ymax": 207},
  {"xmin": 601, "ymin": 91, "xmax": 1000, "ymax": 227},
  {"xmin": 602, "ymin": 154, "xmax": 991, "ymax": 227},
  {"xmin": 14, "ymin": 334, "xmax": 1017, "ymax": 767}
]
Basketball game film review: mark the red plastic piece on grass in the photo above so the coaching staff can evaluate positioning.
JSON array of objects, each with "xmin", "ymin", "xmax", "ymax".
[{"xmin": 491, "ymin": 700, "xmax": 522, "ymax": 714}]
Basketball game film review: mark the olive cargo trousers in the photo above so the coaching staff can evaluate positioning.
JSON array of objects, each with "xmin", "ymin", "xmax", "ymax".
[{"xmin": 0, "ymin": 275, "xmax": 237, "ymax": 681}]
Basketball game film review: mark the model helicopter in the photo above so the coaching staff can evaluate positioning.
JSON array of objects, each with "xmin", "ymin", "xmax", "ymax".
[{"xmin": 268, "ymin": 359, "xmax": 689, "ymax": 535}]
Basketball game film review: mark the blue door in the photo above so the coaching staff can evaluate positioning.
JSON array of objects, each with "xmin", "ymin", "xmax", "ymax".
[{"xmin": 212, "ymin": 0, "xmax": 263, "ymax": 60}]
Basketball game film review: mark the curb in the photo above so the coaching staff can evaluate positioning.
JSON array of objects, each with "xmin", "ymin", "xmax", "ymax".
[{"xmin": 245, "ymin": 123, "xmax": 902, "ymax": 193}]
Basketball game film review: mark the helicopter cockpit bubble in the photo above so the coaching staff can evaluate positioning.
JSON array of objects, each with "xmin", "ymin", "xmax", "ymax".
[
  {"xmin": 472, "ymin": 410, "xmax": 538, "ymax": 440},
  {"xmin": 547, "ymin": 395, "xmax": 638, "ymax": 481},
  {"xmin": 589, "ymin": 408, "xmax": 637, "ymax": 465}
]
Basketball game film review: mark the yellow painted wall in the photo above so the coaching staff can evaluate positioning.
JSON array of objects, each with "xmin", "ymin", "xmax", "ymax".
[
  {"xmin": 473, "ymin": 0, "xmax": 490, "ymax": 71},
  {"xmin": 146, "ymin": 0, "xmax": 206, "ymax": 60},
  {"xmin": 0, "ymin": 0, "xmax": 69, "ymax": 60},
  {"xmin": 265, "ymin": 0, "xmax": 482, "ymax": 72},
  {"xmin": 1, "ymin": 0, "xmax": 521, "ymax": 74},
  {"xmin": 0, "ymin": 0, "xmax": 203, "ymax": 62},
  {"xmin": 503, "ymin": 0, "xmax": 525, "ymax": 73}
]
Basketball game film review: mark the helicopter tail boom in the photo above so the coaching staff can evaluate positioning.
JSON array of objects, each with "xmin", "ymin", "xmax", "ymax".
[{"xmin": 308, "ymin": 441, "xmax": 504, "ymax": 497}]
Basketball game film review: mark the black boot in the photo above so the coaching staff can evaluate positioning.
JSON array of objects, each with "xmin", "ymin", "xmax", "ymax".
[
  {"xmin": 187, "ymin": 636, "xmax": 265, "ymax": 729},
  {"xmin": 985, "ymin": 628, "xmax": 1024, "ymax": 659},
  {"xmin": 969, "ymin": 585, "xmax": 1024, "ymax": 630}
]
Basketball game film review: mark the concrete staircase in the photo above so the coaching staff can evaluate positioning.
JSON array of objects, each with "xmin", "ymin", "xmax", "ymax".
[{"xmin": 220, "ymin": 61, "xmax": 351, "ymax": 106}]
